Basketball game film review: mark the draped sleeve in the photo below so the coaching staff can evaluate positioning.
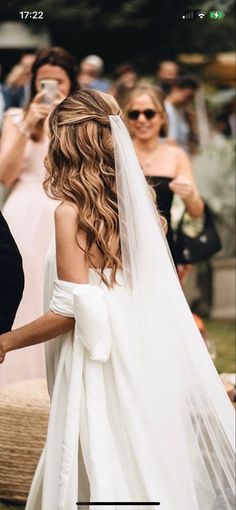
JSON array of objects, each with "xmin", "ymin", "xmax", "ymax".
[{"xmin": 50, "ymin": 279, "xmax": 111, "ymax": 362}]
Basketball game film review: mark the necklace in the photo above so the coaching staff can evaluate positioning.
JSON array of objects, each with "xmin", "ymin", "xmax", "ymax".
[{"xmin": 135, "ymin": 145, "xmax": 160, "ymax": 172}]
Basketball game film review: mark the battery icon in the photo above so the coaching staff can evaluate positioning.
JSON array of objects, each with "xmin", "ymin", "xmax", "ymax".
[{"xmin": 209, "ymin": 11, "xmax": 225, "ymax": 19}]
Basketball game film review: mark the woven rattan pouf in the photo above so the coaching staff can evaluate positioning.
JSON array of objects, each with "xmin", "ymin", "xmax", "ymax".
[{"xmin": 0, "ymin": 378, "xmax": 49, "ymax": 503}]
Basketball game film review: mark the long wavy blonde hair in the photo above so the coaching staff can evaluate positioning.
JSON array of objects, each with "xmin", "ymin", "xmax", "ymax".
[{"xmin": 44, "ymin": 89, "xmax": 122, "ymax": 288}]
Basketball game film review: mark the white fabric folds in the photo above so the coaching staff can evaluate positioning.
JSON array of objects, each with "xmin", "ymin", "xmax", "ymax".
[
  {"xmin": 108, "ymin": 115, "xmax": 235, "ymax": 509},
  {"xmin": 26, "ymin": 278, "xmax": 129, "ymax": 510}
]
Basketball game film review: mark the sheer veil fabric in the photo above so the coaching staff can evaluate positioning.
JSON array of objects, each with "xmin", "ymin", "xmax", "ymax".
[
  {"xmin": 26, "ymin": 115, "xmax": 235, "ymax": 510},
  {"xmin": 109, "ymin": 115, "xmax": 235, "ymax": 508}
]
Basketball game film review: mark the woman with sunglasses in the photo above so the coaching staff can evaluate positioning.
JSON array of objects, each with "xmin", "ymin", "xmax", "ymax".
[{"xmin": 124, "ymin": 84, "xmax": 204, "ymax": 265}]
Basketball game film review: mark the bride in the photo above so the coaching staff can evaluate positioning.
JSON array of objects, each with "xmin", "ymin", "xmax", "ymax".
[{"xmin": 0, "ymin": 89, "xmax": 235, "ymax": 510}]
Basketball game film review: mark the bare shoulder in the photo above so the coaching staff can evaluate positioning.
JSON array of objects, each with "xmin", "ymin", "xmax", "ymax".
[
  {"xmin": 162, "ymin": 144, "xmax": 189, "ymax": 161},
  {"xmin": 54, "ymin": 201, "xmax": 78, "ymax": 222},
  {"xmin": 54, "ymin": 202, "xmax": 88, "ymax": 282},
  {"xmin": 54, "ymin": 201, "xmax": 87, "ymax": 245},
  {"xmin": 54, "ymin": 202, "xmax": 79, "ymax": 238},
  {"xmin": 167, "ymin": 145, "xmax": 191, "ymax": 172},
  {"xmin": 175, "ymin": 146, "xmax": 190, "ymax": 162}
]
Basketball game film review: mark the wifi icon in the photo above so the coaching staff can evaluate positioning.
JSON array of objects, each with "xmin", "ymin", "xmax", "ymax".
[{"xmin": 198, "ymin": 12, "xmax": 206, "ymax": 18}]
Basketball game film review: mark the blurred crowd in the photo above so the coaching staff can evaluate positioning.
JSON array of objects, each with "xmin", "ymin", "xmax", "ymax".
[
  {"xmin": 0, "ymin": 46, "xmax": 235, "ymax": 385},
  {"xmin": 1, "ymin": 50, "xmax": 235, "ymax": 149}
]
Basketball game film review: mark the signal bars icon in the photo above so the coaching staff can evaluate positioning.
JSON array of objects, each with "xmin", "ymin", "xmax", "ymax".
[{"xmin": 182, "ymin": 11, "xmax": 194, "ymax": 19}]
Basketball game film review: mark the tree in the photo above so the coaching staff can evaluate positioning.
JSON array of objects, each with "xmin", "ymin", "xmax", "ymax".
[{"xmin": 0, "ymin": 0, "xmax": 234, "ymax": 71}]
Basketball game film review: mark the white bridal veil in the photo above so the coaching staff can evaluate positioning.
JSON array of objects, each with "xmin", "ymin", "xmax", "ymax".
[
  {"xmin": 109, "ymin": 115, "xmax": 235, "ymax": 509},
  {"xmin": 26, "ymin": 114, "xmax": 235, "ymax": 510}
]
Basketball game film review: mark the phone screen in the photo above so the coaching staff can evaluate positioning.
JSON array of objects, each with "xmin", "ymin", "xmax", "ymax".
[
  {"xmin": 40, "ymin": 79, "xmax": 58, "ymax": 104},
  {"xmin": 0, "ymin": 2, "xmax": 235, "ymax": 509}
]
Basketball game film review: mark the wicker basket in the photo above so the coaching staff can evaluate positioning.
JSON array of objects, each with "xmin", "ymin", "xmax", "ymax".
[{"xmin": 0, "ymin": 378, "xmax": 49, "ymax": 503}]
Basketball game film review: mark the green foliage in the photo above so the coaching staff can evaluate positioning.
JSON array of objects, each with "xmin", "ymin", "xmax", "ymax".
[
  {"xmin": 193, "ymin": 140, "xmax": 235, "ymax": 215},
  {"xmin": 180, "ymin": 0, "xmax": 235, "ymax": 55},
  {"xmin": 0, "ymin": 0, "xmax": 155, "ymax": 26},
  {"xmin": 0, "ymin": 0, "xmax": 235, "ymax": 70}
]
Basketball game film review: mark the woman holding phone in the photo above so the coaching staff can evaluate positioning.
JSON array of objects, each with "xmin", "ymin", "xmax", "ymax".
[{"xmin": 0, "ymin": 47, "xmax": 77, "ymax": 385}]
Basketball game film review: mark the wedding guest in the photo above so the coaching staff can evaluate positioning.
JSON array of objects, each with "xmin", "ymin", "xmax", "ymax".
[
  {"xmin": 114, "ymin": 63, "xmax": 137, "ymax": 88},
  {"xmin": 77, "ymin": 54, "xmax": 110, "ymax": 92},
  {"xmin": 110, "ymin": 62, "xmax": 138, "ymax": 109},
  {"xmin": 155, "ymin": 60, "xmax": 180, "ymax": 96},
  {"xmin": 0, "ymin": 46, "xmax": 77, "ymax": 386},
  {"xmin": 124, "ymin": 84, "xmax": 204, "ymax": 264},
  {"xmin": 165, "ymin": 75, "xmax": 199, "ymax": 151},
  {"xmin": 3, "ymin": 53, "xmax": 36, "ymax": 109}
]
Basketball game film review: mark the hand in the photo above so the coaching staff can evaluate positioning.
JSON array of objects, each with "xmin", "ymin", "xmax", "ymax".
[
  {"xmin": 24, "ymin": 92, "xmax": 51, "ymax": 132},
  {"xmin": 0, "ymin": 332, "xmax": 10, "ymax": 363},
  {"xmin": 52, "ymin": 89, "xmax": 67, "ymax": 107},
  {"xmin": 169, "ymin": 175, "xmax": 195, "ymax": 200}
]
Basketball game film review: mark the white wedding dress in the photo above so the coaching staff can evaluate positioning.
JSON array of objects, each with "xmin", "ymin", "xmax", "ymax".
[{"xmin": 25, "ymin": 116, "xmax": 235, "ymax": 510}]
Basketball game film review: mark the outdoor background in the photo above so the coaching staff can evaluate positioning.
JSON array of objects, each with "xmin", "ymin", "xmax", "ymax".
[
  {"xmin": 0, "ymin": 1, "xmax": 235, "ymax": 508},
  {"xmin": 0, "ymin": 0, "xmax": 235, "ymax": 76}
]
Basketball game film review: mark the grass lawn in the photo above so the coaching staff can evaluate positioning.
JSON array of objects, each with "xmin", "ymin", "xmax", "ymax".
[
  {"xmin": 0, "ymin": 320, "xmax": 235, "ymax": 510},
  {"xmin": 205, "ymin": 319, "xmax": 235, "ymax": 373}
]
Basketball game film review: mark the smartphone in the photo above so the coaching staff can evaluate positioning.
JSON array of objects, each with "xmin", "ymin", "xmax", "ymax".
[{"xmin": 40, "ymin": 79, "xmax": 58, "ymax": 104}]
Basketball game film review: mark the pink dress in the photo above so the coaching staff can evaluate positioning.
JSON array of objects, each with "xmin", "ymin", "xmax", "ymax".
[{"xmin": 0, "ymin": 109, "xmax": 59, "ymax": 386}]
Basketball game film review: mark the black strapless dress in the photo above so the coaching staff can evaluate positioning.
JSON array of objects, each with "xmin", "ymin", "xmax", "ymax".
[{"xmin": 146, "ymin": 176, "xmax": 176, "ymax": 261}]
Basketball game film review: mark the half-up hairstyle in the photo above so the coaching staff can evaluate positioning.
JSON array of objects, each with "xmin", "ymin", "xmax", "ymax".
[{"xmin": 44, "ymin": 89, "xmax": 122, "ymax": 288}]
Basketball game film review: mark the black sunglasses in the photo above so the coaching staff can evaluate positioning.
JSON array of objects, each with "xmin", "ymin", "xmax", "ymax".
[{"xmin": 127, "ymin": 109, "xmax": 158, "ymax": 120}]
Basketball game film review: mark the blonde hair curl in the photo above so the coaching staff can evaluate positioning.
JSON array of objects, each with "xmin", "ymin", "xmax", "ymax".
[{"xmin": 44, "ymin": 89, "xmax": 122, "ymax": 288}]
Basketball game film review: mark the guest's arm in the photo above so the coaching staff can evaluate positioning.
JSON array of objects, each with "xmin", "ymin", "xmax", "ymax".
[
  {"xmin": 0, "ymin": 201, "xmax": 88, "ymax": 364},
  {"xmin": 169, "ymin": 148, "xmax": 204, "ymax": 218},
  {"xmin": 0, "ymin": 312, "xmax": 75, "ymax": 363},
  {"xmin": 0, "ymin": 93, "xmax": 50, "ymax": 187}
]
